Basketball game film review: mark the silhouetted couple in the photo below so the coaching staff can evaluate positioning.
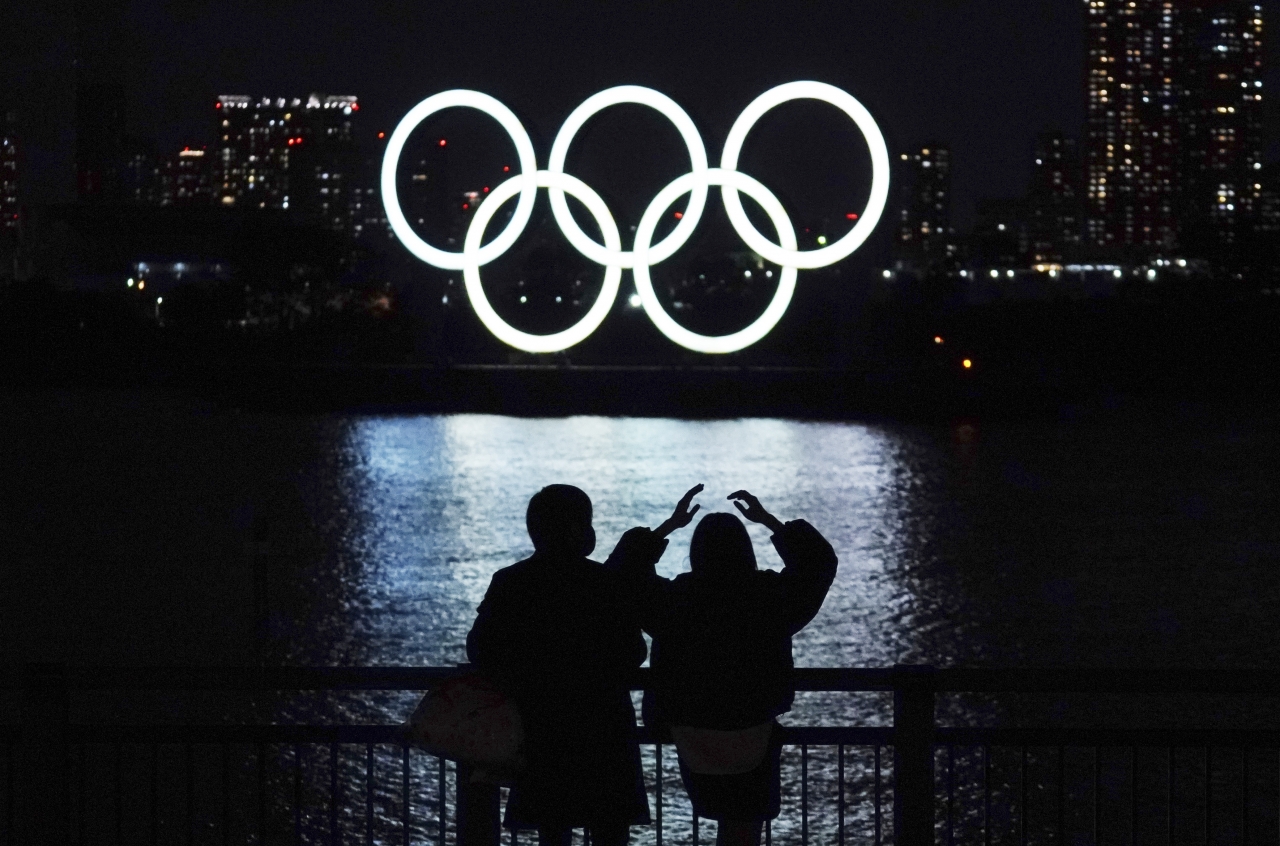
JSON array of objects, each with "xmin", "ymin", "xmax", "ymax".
[{"xmin": 466, "ymin": 483, "xmax": 838, "ymax": 846}]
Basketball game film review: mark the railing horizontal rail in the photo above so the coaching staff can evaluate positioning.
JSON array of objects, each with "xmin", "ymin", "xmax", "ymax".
[
  {"xmin": 934, "ymin": 667, "xmax": 1280, "ymax": 694},
  {"xmin": 937, "ymin": 726, "xmax": 1280, "ymax": 746},
  {"xmin": 8, "ymin": 665, "xmax": 1280, "ymax": 693},
  {"xmin": 18, "ymin": 723, "xmax": 1280, "ymax": 749},
  {"xmin": 40, "ymin": 724, "xmax": 896, "ymax": 747}
]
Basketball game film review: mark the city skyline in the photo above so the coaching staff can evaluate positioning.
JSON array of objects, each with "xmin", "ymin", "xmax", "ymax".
[
  {"xmin": 2, "ymin": 0, "xmax": 1278, "ymax": 352},
  {"xmin": 6, "ymin": 1, "xmax": 1278, "ymax": 229}
]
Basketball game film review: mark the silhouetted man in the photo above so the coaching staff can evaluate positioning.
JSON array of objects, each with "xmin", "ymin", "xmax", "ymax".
[{"xmin": 466, "ymin": 484, "xmax": 649, "ymax": 846}]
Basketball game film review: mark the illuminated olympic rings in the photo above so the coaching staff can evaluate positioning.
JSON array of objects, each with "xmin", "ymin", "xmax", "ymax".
[{"xmin": 381, "ymin": 82, "xmax": 890, "ymax": 354}]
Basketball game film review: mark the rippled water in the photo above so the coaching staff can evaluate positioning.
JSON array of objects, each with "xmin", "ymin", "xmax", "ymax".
[
  {"xmin": 5, "ymin": 390, "xmax": 1279, "ymax": 842},
  {"xmin": 313, "ymin": 414, "xmax": 955, "ymax": 667}
]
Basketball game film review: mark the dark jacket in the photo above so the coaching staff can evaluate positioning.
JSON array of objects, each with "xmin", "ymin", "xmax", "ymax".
[
  {"xmin": 610, "ymin": 520, "xmax": 837, "ymax": 731},
  {"xmin": 466, "ymin": 550, "xmax": 650, "ymax": 828}
]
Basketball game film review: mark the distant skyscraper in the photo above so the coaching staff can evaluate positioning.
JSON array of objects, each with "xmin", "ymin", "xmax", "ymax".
[
  {"xmin": 1, "ymin": 111, "xmax": 19, "ymax": 231},
  {"xmin": 1025, "ymin": 131, "xmax": 1082, "ymax": 262},
  {"xmin": 160, "ymin": 147, "xmax": 214, "ymax": 207},
  {"xmin": 1082, "ymin": 0, "xmax": 1264, "ymax": 254},
  {"xmin": 290, "ymin": 101, "xmax": 360, "ymax": 235},
  {"xmin": 893, "ymin": 145, "xmax": 952, "ymax": 268},
  {"xmin": 350, "ymin": 132, "xmax": 392, "ymax": 241},
  {"xmin": 1082, "ymin": 0, "xmax": 1185, "ymax": 251},
  {"xmin": 973, "ymin": 197, "xmax": 1031, "ymax": 267},
  {"xmin": 214, "ymin": 94, "xmax": 359, "ymax": 234},
  {"xmin": 1253, "ymin": 163, "xmax": 1280, "ymax": 236},
  {"xmin": 122, "ymin": 137, "xmax": 161, "ymax": 205},
  {"xmin": 1187, "ymin": 1, "xmax": 1265, "ymax": 246}
]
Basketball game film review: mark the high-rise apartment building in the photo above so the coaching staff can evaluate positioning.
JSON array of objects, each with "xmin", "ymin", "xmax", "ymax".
[
  {"xmin": 1256, "ymin": 164, "xmax": 1280, "ymax": 236},
  {"xmin": 1188, "ymin": 1, "xmax": 1264, "ymax": 246},
  {"xmin": 214, "ymin": 94, "xmax": 359, "ymax": 234},
  {"xmin": 1082, "ymin": 0, "xmax": 1264, "ymax": 254},
  {"xmin": 350, "ymin": 133, "xmax": 391, "ymax": 241},
  {"xmin": 1082, "ymin": 0, "xmax": 1185, "ymax": 251},
  {"xmin": 161, "ymin": 147, "xmax": 214, "ymax": 207},
  {"xmin": 123, "ymin": 138, "xmax": 161, "ymax": 205},
  {"xmin": 1, "ymin": 111, "xmax": 19, "ymax": 231},
  {"xmin": 893, "ymin": 145, "xmax": 953, "ymax": 268},
  {"xmin": 1025, "ymin": 131, "xmax": 1082, "ymax": 262}
]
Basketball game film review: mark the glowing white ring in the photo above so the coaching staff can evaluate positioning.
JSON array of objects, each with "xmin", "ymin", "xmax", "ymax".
[
  {"xmin": 462, "ymin": 170, "xmax": 623, "ymax": 353},
  {"xmin": 633, "ymin": 168, "xmax": 798, "ymax": 354},
  {"xmin": 547, "ymin": 86, "xmax": 709, "ymax": 269},
  {"xmin": 380, "ymin": 90, "xmax": 539, "ymax": 271},
  {"xmin": 720, "ymin": 80, "xmax": 891, "ymax": 270}
]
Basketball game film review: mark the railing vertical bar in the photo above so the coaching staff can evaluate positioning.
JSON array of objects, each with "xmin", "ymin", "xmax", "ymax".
[
  {"xmin": 1021, "ymin": 746, "xmax": 1028, "ymax": 846},
  {"xmin": 7, "ymin": 737, "xmax": 15, "ymax": 839},
  {"xmin": 223, "ymin": 742, "xmax": 231, "ymax": 846},
  {"xmin": 1058, "ymin": 746, "xmax": 1065, "ymax": 846},
  {"xmin": 331, "ymin": 742, "xmax": 340, "ymax": 846},
  {"xmin": 258, "ymin": 743, "xmax": 267, "ymax": 845},
  {"xmin": 1094, "ymin": 747, "xmax": 1101, "ymax": 846},
  {"xmin": 295, "ymin": 744, "xmax": 304, "ymax": 846},
  {"xmin": 837, "ymin": 744, "xmax": 845, "ymax": 846},
  {"xmin": 1168, "ymin": 747, "xmax": 1175, "ymax": 846},
  {"xmin": 1205, "ymin": 746, "xmax": 1211, "ymax": 846},
  {"xmin": 1131, "ymin": 747, "xmax": 1137, "ymax": 846},
  {"xmin": 655, "ymin": 744, "xmax": 662, "ymax": 846},
  {"xmin": 7, "ymin": 739, "xmax": 15, "ymax": 846},
  {"xmin": 116, "ymin": 742, "xmax": 123, "ymax": 846},
  {"xmin": 801, "ymin": 744, "xmax": 809, "ymax": 846},
  {"xmin": 984, "ymin": 745, "xmax": 991, "ymax": 846},
  {"xmin": 874, "ymin": 744, "xmax": 882, "ymax": 846},
  {"xmin": 78, "ymin": 743, "xmax": 87, "ymax": 846},
  {"xmin": 187, "ymin": 743, "xmax": 195, "ymax": 846},
  {"xmin": 947, "ymin": 745, "xmax": 955, "ymax": 846},
  {"xmin": 765, "ymin": 818, "xmax": 771, "ymax": 846},
  {"xmin": 693, "ymin": 811, "xmax": 699, "ymax": 846},
  {"xmin": 401, "ymin": 745, "xmax": 410, "ymax": 846},
  {"xmin": 1241, "ymin": 747, "xmax": 1249, "ymax": 846},
  {"xmin": 438, "ymin": 754, "xmax": 446, "ymax": 846},
  {"xmin": 366, "ymin": 744, "xmax": 374, "ymax": 846}
]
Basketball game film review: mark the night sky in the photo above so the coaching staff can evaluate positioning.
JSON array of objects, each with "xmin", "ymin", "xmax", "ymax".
[{"xmin": 3, "ymin": 0, "xmax": 1278, "ymax": 229}]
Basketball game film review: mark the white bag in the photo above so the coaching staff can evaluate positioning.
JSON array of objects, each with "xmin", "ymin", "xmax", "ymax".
[{"xmin": 402, "ymin": 672, "xmax": 525, "ymax": 776}]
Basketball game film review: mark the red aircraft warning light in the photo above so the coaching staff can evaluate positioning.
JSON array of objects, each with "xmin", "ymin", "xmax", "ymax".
[
  {"xmin": 846, "ymin": 213, "xmax": 859, "ymax": 220},
  {"xmin": 438, "ymin": 139, "xmax": 447, "ymax": 147}
]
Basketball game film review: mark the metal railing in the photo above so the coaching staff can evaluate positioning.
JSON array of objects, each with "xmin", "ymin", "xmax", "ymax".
[{"xmin": 4, "ymin": 664, "xmax": 1280, "ymax": 846}]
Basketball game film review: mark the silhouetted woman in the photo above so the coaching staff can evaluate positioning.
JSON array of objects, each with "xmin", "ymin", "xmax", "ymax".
[
  {"xmin": 469, "ymin": 484, "xmax": 650, "ymax": 846},
  {"xmin": 609, "ymin": 487, "xmax": 837, "ymax": 846}
]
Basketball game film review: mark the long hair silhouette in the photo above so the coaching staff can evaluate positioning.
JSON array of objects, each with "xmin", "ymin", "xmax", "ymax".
[{"xmin": 688, "ymin": 512, "xmax": 757, "ymax": 579}]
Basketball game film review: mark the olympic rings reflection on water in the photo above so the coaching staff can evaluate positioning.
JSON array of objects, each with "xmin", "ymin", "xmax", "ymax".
[{"xmin": 381, "ymin": 82, "xmax": 890, "ymax": 353}]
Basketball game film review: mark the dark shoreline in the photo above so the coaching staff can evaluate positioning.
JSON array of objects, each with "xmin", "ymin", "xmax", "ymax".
[{"xmin": 4, "ymin": 358, "xmax": 1275, "ymax": 423}]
